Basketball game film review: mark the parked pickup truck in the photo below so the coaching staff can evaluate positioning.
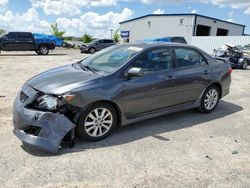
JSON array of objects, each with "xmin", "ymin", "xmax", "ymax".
[{"xmin": 0, "ymin": 32, "xmax": 58, "ymax": 55}]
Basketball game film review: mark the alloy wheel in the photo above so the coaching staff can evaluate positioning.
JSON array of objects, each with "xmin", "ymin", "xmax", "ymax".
[
  {"xmin": 243, "ymin": 61, "xmax": 248, "ymax": 69},
  {"xmin": 40, "ymin": 47, "xmax": 48, "ymax": 55},
  {"xmin": 204, "ymin": 89, "xmax": 218, "ymax": 110},
  {"xmin": 84, "ymin": 108, "xmax": 113, "ymax": 137}
]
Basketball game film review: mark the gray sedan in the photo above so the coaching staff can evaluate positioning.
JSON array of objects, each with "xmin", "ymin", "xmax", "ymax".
[{"xmin": 13, "ymin": 43, "xmax": 232, "ymax": 153}]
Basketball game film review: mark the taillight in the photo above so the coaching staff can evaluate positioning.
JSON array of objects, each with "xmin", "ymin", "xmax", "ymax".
[{"xmin": 228, "ymin": 67, "xmax": 233, "ymax": 74}]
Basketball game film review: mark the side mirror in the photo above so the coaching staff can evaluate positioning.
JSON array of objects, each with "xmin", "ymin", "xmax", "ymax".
[{"xmin": 125, "ymin": 67, "xmax": 143, "ymax": 78}]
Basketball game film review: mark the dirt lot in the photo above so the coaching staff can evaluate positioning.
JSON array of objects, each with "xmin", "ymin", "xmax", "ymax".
[{"xmin": 0, "ymin": 49, "xmax": 250, "ymax": 188}]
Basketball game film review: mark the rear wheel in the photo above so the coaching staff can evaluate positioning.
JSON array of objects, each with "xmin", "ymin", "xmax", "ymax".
[
  {"xmin": 198, "ymin": 85, "xmax": 220, "ymax": 113},
  {"xmin": 76, "ymin": 102, "xmax": 117, "ymax": 141},
  {"xmin": 38, "ymin": 45, "xmax": 49, "ymax": 55},
  {"xmin": 35, "ymin": 50, "xmax": 41, "ymax": 55}
]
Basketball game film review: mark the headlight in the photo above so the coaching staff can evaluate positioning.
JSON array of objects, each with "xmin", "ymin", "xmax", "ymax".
[{"xmin": 36, "ymin": 94, "xmax": 75, "ymax": 111}]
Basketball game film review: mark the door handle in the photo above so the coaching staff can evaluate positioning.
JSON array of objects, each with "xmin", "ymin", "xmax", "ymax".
[
  {"xmin": 204, "ymin": 70, "xmax": 209, "ymax": 75},
  {"xmin": 166, "ymin": 75, "xmax": 175, "ymax": 81}
]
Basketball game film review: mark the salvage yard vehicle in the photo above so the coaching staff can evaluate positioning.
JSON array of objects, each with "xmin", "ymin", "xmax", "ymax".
[
  {"xmin": 13, "ymin": 43, "xmax": 232, "ymax": 153},
  {"xmin": 80, "ymin": 39, "xmax": 115, "ymax": 54},
  {"xmin": 0, "ymin": 32, "xmax": 57, "ymax": 55},
  {"xmin": 214, "ymin": 43, "xmax": 250, "ymax": 69}
]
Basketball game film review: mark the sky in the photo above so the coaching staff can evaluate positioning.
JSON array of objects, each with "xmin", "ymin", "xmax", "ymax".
[{"xmin": 0, "ymin": 0, "xmax": 249, "ymax": 38}]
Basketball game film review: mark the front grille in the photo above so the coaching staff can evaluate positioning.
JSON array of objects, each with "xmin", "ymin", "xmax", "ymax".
[{"xmin": 20, "ymin": 91, "xmax": 29, "ymax": 103}]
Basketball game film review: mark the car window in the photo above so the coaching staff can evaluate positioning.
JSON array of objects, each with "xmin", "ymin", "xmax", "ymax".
[
  {"xmin": 174, "ymin": 48, "xmax": 207, "ymax": 68},
  {"xmin": 133, "ymin": 48, "xmax": 173, "ymax": 71},
  {"xmin": 104, "ymin": 40, "xmax": 113, "ymax": 43},
  {"xmin": 7, "ymin": 33, "xmax": 18, "ymax": 39},
  {"xmin": 18, "ymin": 33, "xmax": 32, "ymax": 38}
]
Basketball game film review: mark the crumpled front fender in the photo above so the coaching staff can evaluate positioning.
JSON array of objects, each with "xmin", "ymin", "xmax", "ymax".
[{"xmin": 13, "ymin": 85, "xmax": 75, "ymax": 154}]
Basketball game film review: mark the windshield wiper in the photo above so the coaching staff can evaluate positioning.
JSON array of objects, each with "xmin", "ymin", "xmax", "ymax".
[{"xmin": 79, "ymin": 64, "xmax": 98, "ymax": 74}]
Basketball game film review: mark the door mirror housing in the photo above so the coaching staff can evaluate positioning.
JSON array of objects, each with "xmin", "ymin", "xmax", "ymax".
[{"xmin": 126, "ymin": 67, "xmax": 143, "ymax": 78}]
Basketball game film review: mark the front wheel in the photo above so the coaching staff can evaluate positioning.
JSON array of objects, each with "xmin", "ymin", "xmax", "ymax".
[
  {"xmin": 197, "ymin": 85, "xmax": 220, "ymax": 113},
  {"xmin": 76, "ymin": 103, "xmax": 117, "ymax": 141},
  {"xmin": 241, "ymin": 60, "xmax": 248, "ymax": 70},
  {"xmin": 89, "ymin": 48, "xmax": 96, "ymax": 54}
]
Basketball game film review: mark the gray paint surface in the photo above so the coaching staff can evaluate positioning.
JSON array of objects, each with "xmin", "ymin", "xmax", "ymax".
[{"xmin": 12, "ymin": 43, "xmax": 231, "ymax": 153}]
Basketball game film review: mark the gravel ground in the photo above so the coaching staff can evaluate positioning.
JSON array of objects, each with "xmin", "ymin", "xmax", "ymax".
[{"xmin": 0, "ymin": 49, "xmax": 250, "ymax": 188}]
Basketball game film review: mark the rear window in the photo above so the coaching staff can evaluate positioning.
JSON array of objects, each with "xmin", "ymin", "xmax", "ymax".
[
  {"xmin": 174, "ymin": 48, "xmax": 207, "ymax": 68},
  {"xmin": 103, "ymin": 40, "xmax": 114, "ymax": 43},
  {"xmin": 18, "ymin": 33, "xmax": 32, "ymax": 38}
]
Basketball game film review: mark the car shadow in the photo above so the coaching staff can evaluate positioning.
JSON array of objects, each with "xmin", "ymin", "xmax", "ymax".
[{"xmin": 22, "ymin": 100, "xmax": 243, "ymax": 157}]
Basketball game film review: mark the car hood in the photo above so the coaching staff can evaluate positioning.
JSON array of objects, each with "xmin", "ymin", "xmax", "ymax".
[{"xmin": 27, "ymin": 64, "xmax": 102, "ymax": 95}]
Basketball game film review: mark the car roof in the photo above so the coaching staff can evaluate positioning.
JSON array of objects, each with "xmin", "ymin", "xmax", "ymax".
[{"xmin": 120, "ymin": 42, "xmax": 192, "ymax": 49}]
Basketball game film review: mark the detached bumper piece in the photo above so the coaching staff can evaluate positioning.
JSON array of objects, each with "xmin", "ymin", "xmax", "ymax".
[{"xmin": 13, "ymin": 84, "xmax": 75, "ymax": 154}]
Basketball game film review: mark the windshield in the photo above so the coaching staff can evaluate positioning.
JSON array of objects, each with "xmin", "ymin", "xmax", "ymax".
[
  {"xmin": 80, "ymin": 45, "xmax": 143, "ymax": 73},
  {"xmin": 90, "ymin": 39, "xmax": 98, "ymax": 44}
]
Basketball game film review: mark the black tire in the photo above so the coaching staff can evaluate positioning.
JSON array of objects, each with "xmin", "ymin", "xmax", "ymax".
[
  {"xmin": 89, "ymin": 48, "xmax": 96, "ymax": 54},
  {"xmin": 35, "ymin": 50, "xmax": 41, "ymax": 55},
  {"xmin": 38, "ymin": 45, "xmax": 49, "ymax": 55},
  {"xmin": 76, "ymin": 102, "xmax": 117, "ymax": 141},
  {"xmin": 197, "ymin": 85, "xmax": 220, "ymax": 113},
  {"xmin": 241, "ymin": 60, "xmax": 248, "ymax": 70}
]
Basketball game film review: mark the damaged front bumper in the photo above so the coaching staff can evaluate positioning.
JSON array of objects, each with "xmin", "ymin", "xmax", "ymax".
[{"xmin": 13, "ymin": 84, "xmax": 75, "ymax": 154}]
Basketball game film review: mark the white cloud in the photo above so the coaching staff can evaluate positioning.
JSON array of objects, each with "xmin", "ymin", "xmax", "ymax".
[
  {"xmin": 30, "ymin": 0, "xmax": 118, "ymax": 16},
  {"xmin": 226, "ymin": 18, "xmax": 235, "ymax": 23},
  {"xmin": 0, "ymin": 2, "xmax": 133, "ymax": 38},
  {"xmin": 191, "ymin": 9, "xmax": 197, "ymax": 13},
  {"xmin": 56, "ymin": 8, "xmax": 133, "ymax": 37},
  {"xmin": 141, "ymin": 0, "xmax": 250, "ymax": 14},
  {"xmin": 0, "ymin": 0, "xmax": 8, "ymax": 13},
  {"xmin": 0, "ymin": 8, "xmax": 50, "ymax": 33},
  {"xmin": 153, "ymin": 9, "xmax": 165, "ymax": 14}
]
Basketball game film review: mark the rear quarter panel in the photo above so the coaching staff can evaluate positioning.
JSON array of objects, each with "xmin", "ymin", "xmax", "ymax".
[{"xmin": 207, "ymin": 57, "xmax": 231, "ymax": 97}]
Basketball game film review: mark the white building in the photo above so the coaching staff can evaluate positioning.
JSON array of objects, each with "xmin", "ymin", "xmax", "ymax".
[{"xmin": 119, "ymin": 14, "xmax": 246, "ymax": 44}]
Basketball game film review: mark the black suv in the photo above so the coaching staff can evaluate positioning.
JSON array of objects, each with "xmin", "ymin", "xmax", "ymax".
[{"xmin": 80, "ymin": 39, "xmax": 115, "ymax": 54}]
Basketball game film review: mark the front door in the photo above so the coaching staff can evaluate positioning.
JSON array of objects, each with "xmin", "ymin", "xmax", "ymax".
[
  {"xmin": 2, "ymin": 33, "xmax": 20, "ymax": 50},
  {"xmin": 122, "ymin": 47, "xmax": 177, "ymax": 118}
]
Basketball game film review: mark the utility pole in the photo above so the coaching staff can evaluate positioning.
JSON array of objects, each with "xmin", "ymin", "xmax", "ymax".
[{"xmin": 110, "ymin": 29, "xmax": 113, "ymax": 39}]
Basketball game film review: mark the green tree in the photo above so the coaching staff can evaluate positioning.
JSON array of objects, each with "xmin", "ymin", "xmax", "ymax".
[
  {"xmin": 113, "ymin": 29, "xmax": 120, "ymax": 43},
  {"xmin": 50, "ymin": 23, "xmax": 65, "ymax": 39},
  {"xmin": 0, "ymin": 29, "xmax": 6, "ymax": 36},
  {"xmin": 82, "ymin": 34, "xmax": 93, "ymax": 43}
]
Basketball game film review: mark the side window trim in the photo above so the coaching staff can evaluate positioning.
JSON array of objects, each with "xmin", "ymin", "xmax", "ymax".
[{"xmin": 173, "ymin": 46, "xmax": 208, "ymax": 70}]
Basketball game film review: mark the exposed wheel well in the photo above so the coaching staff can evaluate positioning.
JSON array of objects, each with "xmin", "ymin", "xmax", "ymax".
[{"xmin": 38, "ymin": 44, "xmax": 48, "ymax": 48}]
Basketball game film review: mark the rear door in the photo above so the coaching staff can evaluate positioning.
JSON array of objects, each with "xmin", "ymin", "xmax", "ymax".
[
  {"xmin": 17, "ymin": 32, "xmax": 34, "ymax": 50},
  {"xmin": 173, "ymin": 47, "xmax": 212, "ymax": 105},
  {"xmin": 122, "ymin": 47, "xmax": 177, "ymax": 117}
]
